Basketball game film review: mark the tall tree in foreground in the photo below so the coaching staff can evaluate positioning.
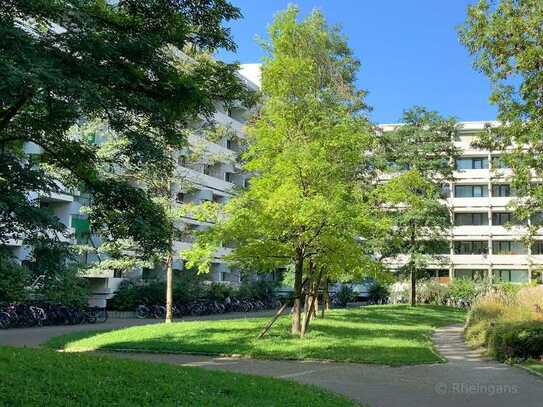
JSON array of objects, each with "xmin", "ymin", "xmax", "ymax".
[
  {"xmin": 185, "ymin": 6, "xmax": 379, "ymax": 336},
  {"xmin": 0, "ymin": 0, "xmax": 245, "ymax": 264},
  {"xmin": 375, "ymin": 108, "xmax": 460, "ymax": 305},
  {"xmin": 459, "ymin": 0, "xmax": 543, "ymax": 248}
]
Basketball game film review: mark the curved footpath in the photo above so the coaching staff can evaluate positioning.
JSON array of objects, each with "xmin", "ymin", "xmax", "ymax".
[{"xmin": 1, "ymin": 320, "xmax": 542, "ymax": 407}]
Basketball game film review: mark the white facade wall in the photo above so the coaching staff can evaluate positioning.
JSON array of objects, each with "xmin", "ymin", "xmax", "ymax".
[{"xmin": 381, "ymin": 121, "xmax": 543, "ymax": 284}]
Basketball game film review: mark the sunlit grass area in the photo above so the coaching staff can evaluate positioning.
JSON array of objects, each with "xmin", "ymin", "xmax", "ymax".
[
  {"xmin": 522, "ymin": 360, "xmax": 543, "ymax": 377},
  {"xmin": 47, "ymin": 305, "xmax": 466, "ymax": 365},
  {"xmin": 0, "ymin": 346, "xmax": 358, "ymax": 407}
]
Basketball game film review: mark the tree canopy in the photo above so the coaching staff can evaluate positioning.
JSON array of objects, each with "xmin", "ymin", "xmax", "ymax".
[
  {"xmin": 459, "ymin": 0, "xmax": 543, "ymax": 237},
  {"xmin": 185, "ymin": 5, "xmax": 381, "ymax": 335},
  {"xmin": 375, "ymin": 107, "xmax": 460, "ymax": 305},
  {"xmin": 0, "ymin": 0, "xmax": 248, "ymax": 257}
]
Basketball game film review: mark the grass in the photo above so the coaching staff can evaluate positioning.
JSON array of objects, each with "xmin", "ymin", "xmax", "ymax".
[
  {"xmin": 47, "ymin": 305, "xmax": 466, "ymax": 365},
  {"xmin": 464, "ymin": 286, "xmax": 543, "ymax": 361},
  {"xmin": 521, "ymin": 360, "xmax": 543, "ymax": 377},
  {"xmin": 0, "ymin": 346, "xmax": 358, "ymax": 407}
]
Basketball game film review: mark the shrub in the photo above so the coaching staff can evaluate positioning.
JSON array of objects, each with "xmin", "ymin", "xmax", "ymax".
[
  {"xmin": 416, "ymin": 280, "xmax": 449, "ymax": 305},
  {"xmin": 488, "ymin": 321, "xmax": 543, "ymax": 362},
  {"xmin": 368, "ymin": 281, "xmax": 389, "ymax": 303},
  {"xmin": 334, "ymin": 285, "xmax": 356, "ymax": 307},
  {"xmin": 238, "ymin": 280, "xmax": 278, "ymax": 301},
  {"xmin": 108, "ymin": 277, "xmax": 279, "ymax": 311},
  {"xmin": 205, "ymin": 282, "xmax": 234, "ymax": 301},
  {"xmin": 388, "ymin": 281, "xmax": 409, "ymax": 304},
  {"xmin": 0, "ymin": 253, "xmax": 29, "ymax": 302},
  {"xmin": 448, "ymin": 278, "xmax": 480, "ymax": 304},
  {"xmin": 38, "ymin": 265, "xmax": 89, "ymax": 307}
]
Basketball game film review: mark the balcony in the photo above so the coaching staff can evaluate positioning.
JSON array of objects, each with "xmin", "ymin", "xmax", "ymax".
[
  {"xmin": 489, "ymin": 254, "xmax": 531, "ymax": 266},
  {"xmin": 448, "ymin": 196, "xmax": 514, "ymax": 208},
  {"xmin": 213, "ymin": 111, "xmax": 244, "ymax": 136},
  {"xmin": 176, "ymin": 167, "xmax": 235, "ymax": 194},
  {"xmin": 454, "ymin": 169, "xmax": 490, "ymax": 181},
  {"xmin": 451, "ymin": 254, "xmax": 489, "ymax": 266},
  {"xmin": 452, "ymin": 225, "xmax": 490, "ymax": 238}
]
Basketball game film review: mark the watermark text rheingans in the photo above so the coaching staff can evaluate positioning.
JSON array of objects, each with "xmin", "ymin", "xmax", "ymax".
[{"xmin": 434, "ymin": 382, "xmax": 519, "ymax": 396}]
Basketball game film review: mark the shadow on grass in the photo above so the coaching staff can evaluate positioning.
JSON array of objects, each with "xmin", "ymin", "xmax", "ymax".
[{"xmin": 46, "ymin": 305, "xmax": 466, "ymax": 365}]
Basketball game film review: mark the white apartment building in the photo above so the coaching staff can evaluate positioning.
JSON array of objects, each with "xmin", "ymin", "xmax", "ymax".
[
  {"xmin": 7, "ymin": 67, "xmax": 259, "ymax": 306},
  {"xmin": 381, "ymin": 121, "xmax": 543, "ymax": 285}
]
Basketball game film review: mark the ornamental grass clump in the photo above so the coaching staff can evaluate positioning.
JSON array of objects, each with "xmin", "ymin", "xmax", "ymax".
[{"xmin": 465, "ymin": 285, "xmax": 543, "ymax": 362}]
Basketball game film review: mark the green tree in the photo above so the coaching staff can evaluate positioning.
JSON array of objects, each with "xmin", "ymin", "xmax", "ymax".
[
  {"xmin": 375, "ymin": 108, "xmax": 460, "ymax": 305},
  {"xmin": 74, "ymin": 115, "xmax": 248, "ymax": 322},
  {"xmin": 0, "ymin": 0, "xmax": 244, "ymax": 260},
  {"xmin": 185, "ymin": 6, "xmax": 380, "ymax": 336},
  {"xmin": 459, "ymin": 0, "xmax": 543, "ymax": 246}
]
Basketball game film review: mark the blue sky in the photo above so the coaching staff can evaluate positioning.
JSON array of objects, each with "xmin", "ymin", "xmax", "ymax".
[{"xmin": 216, "ymin": 0, "xmax": 497, "ymax": 124}]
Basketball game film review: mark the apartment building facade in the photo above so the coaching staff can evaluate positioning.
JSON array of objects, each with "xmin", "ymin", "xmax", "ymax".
[
  {"xmin": 7, "ymin": 67, "xmax": 259, "ymax": 306},
  {"xmin": 381, "ymin": 121, "xmax": 543, "ymax": 285}
]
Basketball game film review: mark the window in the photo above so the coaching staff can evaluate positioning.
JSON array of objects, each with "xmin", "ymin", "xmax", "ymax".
[
  {"xmin": 454, "ymin": 185, "xmax": 488, "ymax": 198},
  {"xmin": 203, "ymin": 164, "xmax": 212, "ymax": 175},
  {"xmin": 176, "ymin": 192, "xmax": 185, "ymax": 203},
  {"xmin": 531, "ymin": 212, "xmax": 543, "ymax": 225},
  {"xmin": 226, "ymin": 139, "xmax": 233, "ymax": 150},
  {"xmin": 424, "ymin": 241, "xmax": 450, "ymax": 255},
  {"xmin": 178, "ymin": 155, "xmax": 187, "ymax": 166},
  {"xmin": 224, "ymin": 172, "xmax": 232, "ymax": 183},
  {"xmin": 493, "ymin": 269, "xmax": 529, "ymax": 283},
  {"xmin": 455, "ymin": 213, "xmax": 488, "ymax": 226},
  {"xmin": 492, "ymin": 241, "xmax": 526, "ymax": 255},
  {"xmin": 455, "ymin": 269, "xmax": 486, "ymax": 281},
  {"xmin": 455, "ymin": 157, "xmax": 488, "ymax": 170},
  {"xmin": 532, "ymin": 241, "xmax": 543, "ymax": 255},
  {"xmin": 454, "ymin": 241, "xmax": 488, "ymax": 255},
  {"xmin": 492, "ymin": 212, "xmax": 525, "ymax": 226},
  {"xmin": 492, "ymin": 184, "xmax": 512, "ymax": 197},
  {"xmin": 492, "ymin": 156, "xmax": 509, "ymax": 169}
]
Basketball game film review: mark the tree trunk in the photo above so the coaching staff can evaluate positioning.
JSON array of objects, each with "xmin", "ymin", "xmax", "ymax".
[
  {"xmin": 291, "ymin": 252, "xmax": 303, "ymax": 335},
  {"xmin": 410, "ymin": 267, "xmax": 417, "ymax": 307},
  {"xmin": 300, "ymin": 293, "xmax": 316, "ymax": 338},
  {"xmin": 165, "ymin": 253, "xmax": 174, "ymax": 323},
  {"xmin": 322, "ymin": 278, "xmax": 330, "ymax": 318},
  {"xmin": 313, "ymin": 289, "xmax": 319, "ymax": 317},
  {"xmin": 301, "ymin": 266, "xmax": 322, "ymax": 336}
]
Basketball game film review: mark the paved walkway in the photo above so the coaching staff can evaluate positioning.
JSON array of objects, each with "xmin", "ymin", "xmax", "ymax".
[{"xmin": 1, "ymin": 321, "xmax": 542, "ymax": 407}]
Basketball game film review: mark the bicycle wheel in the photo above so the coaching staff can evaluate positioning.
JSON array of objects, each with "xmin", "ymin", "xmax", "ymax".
[
  {"xmin": 96, "ymin": 308, "xmax": 108, "ymax": 323},
  {"xmin": 136, "ymin": 306, "xmax": 148, "ymax": 319},
  {"xmin": 0, "ymin": 312, "xmax": 10, "ymax": 329}
]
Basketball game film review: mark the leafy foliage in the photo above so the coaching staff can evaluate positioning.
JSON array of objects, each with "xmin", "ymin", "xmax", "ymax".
[
  {"xmin": 0, "ymin": 249, "xmax": 29, "ymax": 302},
  {"xmin": 0, "ymin": 0, "xmax": 246, "ymax": 255},
  {"xmin": 334, "ymin": 285, "xmax": 356, "ymax": 307},
  {"xmin": 185, "ymin": 6, "xmax": 382, "ymax": 335},
  {"xmin": 107, "ymin": 275, "xmax": 278, "ymax": 311},
  {"xmin": 374, "ymin": 107, "xmax": 460, "ymax": 304},
  {"xmin": 459, "ymin": 0, "xmax": 543, "ymax": 240}
]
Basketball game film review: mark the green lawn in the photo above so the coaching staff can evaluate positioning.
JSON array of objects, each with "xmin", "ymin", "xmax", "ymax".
[
  {"xmin": 522, "ymin": 360, "xmax": 543, "ymax": 377},
  {"xmin": 47, "ymin": 305, "xmax": 466, "ymax": 365},
  {"xmin": 0, "ymin": 346, "xmax": 357, "ymax": 407}
]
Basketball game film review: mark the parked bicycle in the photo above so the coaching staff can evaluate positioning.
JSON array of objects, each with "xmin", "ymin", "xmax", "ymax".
[
  {"xmin": 0, "ymin": 303, "xmax": 108, "ymax": 329},
  {"xmin": 135, "ymin": 296, "xmax": 279, "ymax": 319}
]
